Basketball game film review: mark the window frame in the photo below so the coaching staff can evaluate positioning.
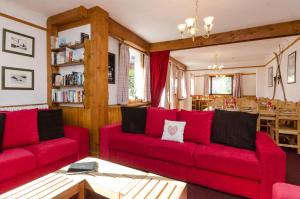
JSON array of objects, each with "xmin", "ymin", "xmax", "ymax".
[
  {"xmin": 209, "ymin": 75, "xmax": 233, "ymax": 95},
  {"xmin": 128, "ymin": 47, "xmax": 145, "ymax": 102}
]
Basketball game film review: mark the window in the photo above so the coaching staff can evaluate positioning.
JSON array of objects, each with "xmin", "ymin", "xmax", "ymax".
[
  {"xmin": 210, "ymin": 76, "xmax": 233, "ymax": 95},
  {"xmin": 129, "ymin": 47, "xmax": 145, "ymax": 101}
]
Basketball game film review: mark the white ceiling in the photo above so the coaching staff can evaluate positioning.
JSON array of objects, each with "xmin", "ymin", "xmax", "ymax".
[
  {"xmin": 170, "ymin": 36, "xmax": 299, "ymax": 70},
  {"xmin": 8, "ymin": 0, "xmax": 300, "ymax": 43}
]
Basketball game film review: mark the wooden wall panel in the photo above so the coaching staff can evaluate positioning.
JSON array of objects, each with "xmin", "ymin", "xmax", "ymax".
[{"xmin": 108, "ymin": 105, "xmax": 122, "ymax": 125}]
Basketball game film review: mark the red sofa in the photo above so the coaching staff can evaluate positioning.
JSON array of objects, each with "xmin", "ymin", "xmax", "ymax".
[
  {"xmin": 0, "ymin": 125, "xmax": 89, "ymax": 194},
  {"xmin": 272, "ymin": 183, "xmax": 300, "ymax": 199},
  {"xmin": 100, "ymin": 124, "xmax": 286, "ymax": 199}
]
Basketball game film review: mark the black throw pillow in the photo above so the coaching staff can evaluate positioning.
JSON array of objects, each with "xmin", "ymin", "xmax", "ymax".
[
  {"xmin": 211, "ymin": 109, "xmax": 258, "ymax": 150},
  {"xmin": 121, "ymin": 106, "xmax": 147, "ymax": 134},
  {"xmin": 38, "ymin": 109, "xmax": 64, "ymax": 141},
  {"xmin": 0, "ymin": 113, "xmax": 6, "ymax": 153}
]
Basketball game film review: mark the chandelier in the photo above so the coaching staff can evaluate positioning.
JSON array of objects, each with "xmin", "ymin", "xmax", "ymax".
[
  {"xmin": 177, "ymin": 0, "xmax": 214, "ymax": 41},
  {"xmin": 208, "ymin": 54, "xmax": 225, "ymax": 77}
]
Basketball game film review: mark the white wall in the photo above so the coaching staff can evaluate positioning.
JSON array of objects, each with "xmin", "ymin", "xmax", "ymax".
[
  {"xmin": 0, "ymin": 15, "xmax": 47, "ymax": 106},
  {"xmin": 0, "ymin": 0, "xmax": 47, "ymax": 28},
  {"xmin": 108, "ymin": 36, "xmax": 119, "ymax": 105},
  {"xmin": 257, "ymin": 38, "xmax": 300, "ymax": 102}
]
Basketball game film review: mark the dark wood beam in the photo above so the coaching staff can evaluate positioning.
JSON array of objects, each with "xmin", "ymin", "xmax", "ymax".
[
  {"xmin": 169, "ymin": 57, "xmax": 187, "ymax": 71},
  {"xmin": 187, "ymin": 65, "xmax": 264, "ymax": 72},
  {"xmin": 108, "ymin": 18, "xmax": 150, "ymax": 52},
  {"xmin": 47, "ymin": 6, "xmax": 88, "ymax": 26},
  {"xmin": 150, "ymin": 20, "xmax": 300, "ymax": 52}
]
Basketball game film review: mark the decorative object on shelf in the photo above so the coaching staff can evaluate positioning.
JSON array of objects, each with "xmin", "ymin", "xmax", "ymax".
[
  {"xmin": 287, "ymin": 51, "xmax": 296, "ymax": 84},
  {"xmin": 1, "ymin": 66, "xmax": 34, "ymax": 90},
  {"xmin": 268, "ymin": 67, "xmax": 273, "ymax": 87},
  {"xmin": 272, "ymin": 45, "xmax": 287, "ymax": 102},
  {"xmin": 80, "ymin": 33, "xmax": 89, "ymax": 43},
  {"xmin": 108, "ymin": 53, "xmax": 116, "ymax": 84},
  {"xmin": 177, "ymin": 0, "xmax": 214, "ymax": 41},
  {"xmin": 2, "ymin": 29, "xmax": 35, "ymax": 57}
]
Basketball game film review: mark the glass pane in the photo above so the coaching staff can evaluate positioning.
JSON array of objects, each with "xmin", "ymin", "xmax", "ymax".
[
  {"xmin": 211, "ymin": 76, "xmax": 232, "ymax": 94},
  {"xmin": 129, "ymin": 48, "xmax": 144, "ymax": 100}
]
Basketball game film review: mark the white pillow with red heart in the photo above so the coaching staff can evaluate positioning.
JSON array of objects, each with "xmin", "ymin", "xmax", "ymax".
[{"xmin": 161, "ymin": 120, "xmax": 186, "ymax": 143}]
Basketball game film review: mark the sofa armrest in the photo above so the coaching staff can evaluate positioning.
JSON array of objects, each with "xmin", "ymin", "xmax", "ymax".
[
  {"xmin": 99, "ymin": 124, "xmax": 122, "ymax": 159},
  {"xmin": 256, "ymin": 132, "xmax": 286, "ymax": 199},
  {"xmin": 64, "ymin": 125, "xmax": 89, "ymax": 159}
]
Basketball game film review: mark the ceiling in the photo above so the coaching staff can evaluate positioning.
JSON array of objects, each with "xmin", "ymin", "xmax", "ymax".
[
  {"xmin": 170, "ymin": 36, "xmax": 299, "ymax": 70},
  {"xmin": 8, "ymin": 0, "xmax": 300, "ymax": 43}
]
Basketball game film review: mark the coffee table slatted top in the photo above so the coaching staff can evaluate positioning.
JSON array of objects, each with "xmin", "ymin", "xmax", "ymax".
[{"xmin": 0, "ymin": 158, "xmax": 187, "ymax": 199}]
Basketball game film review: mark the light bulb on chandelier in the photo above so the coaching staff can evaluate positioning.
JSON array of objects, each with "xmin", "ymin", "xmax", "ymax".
[{"xmin": 177, "ymin": 0, "xmax": 214, "ymax": 41}]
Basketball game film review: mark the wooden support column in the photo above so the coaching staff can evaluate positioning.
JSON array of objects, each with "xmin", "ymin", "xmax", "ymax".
[
  {"xmin": 47, "ymin": 6, "xmax": 109, "ymax": 156},
  {"xmin": 88, "ymin": 7, "xmax": 109, "ymax": 155}
]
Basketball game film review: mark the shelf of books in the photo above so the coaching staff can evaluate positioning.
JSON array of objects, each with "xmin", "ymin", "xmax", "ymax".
[{"xmin": 50, "ymin": 35, "xmax": 90, "ymax": 108}]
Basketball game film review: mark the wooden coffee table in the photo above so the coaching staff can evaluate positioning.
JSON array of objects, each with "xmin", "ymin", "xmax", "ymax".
[{"xmin": 0, "ymin": 157, "xmax": 187, "ymax": 199}]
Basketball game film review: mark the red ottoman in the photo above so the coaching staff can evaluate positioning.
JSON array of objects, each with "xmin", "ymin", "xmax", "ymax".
[{"xmin": 273, "ymin": 183, "xmax": 300, "ymax": 199}]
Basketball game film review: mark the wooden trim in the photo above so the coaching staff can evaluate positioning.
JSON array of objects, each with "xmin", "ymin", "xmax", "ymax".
[
  {"xmin": 264, "ymin": 36, "xmax": 300, "ymax": 66},
  {"xmin": 169, "ymin": 57, "xmax": 187, "ymax": 71},
  {"xmin": 47, "ymin": 6, "xmax": 88, "ymax": 26},
  {"xmin": 0, "ymin": 103, "xmax": 48, "ymax": 108},
  {"xmin": 150, "ymin": 20, "xmax": 300, "ymax": 52},
  {"xmin": 108, "ymin": 18, "xmax": 150, "ymax": 52},
  {"xmin": 194, "ymin": 72, "xmax": 256, "ymax": 77},
  {"xmin": 188, "ymin": 65, "xmax": 264, "ymax": 71},
  {"xmin": 0, "ymin": 12, "xmax": 46, "ymax": 31}
]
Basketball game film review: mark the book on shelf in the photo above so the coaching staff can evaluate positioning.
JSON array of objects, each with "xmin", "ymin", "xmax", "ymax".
[
  {"xmin": 52, "ymin": 72, "xmax": 84, "ymax": 87},
  {"xmin": 51, "ymin": 48, "xmax": 84, "ymax": 65},
  {"xmin": 52, "ymin": 90, "xmax": 84, "ymax": 103}
]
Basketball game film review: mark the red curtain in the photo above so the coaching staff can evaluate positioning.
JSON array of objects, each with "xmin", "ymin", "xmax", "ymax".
[{"xmin": 150, "ymin": 50, "xmax": 170, "ymax": 107}]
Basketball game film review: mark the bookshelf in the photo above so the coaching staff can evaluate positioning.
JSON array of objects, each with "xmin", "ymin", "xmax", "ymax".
[
  {"xmin": 50, "ymin": 39, "xmax": 90, "ymax": 108},
  {"xmin": 47, "ymin": 6, "xmax": 109, "ymax": 156}
]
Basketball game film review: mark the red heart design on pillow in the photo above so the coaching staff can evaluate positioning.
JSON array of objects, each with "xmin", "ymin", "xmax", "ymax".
[{"xmin": 168, "ymin": 125, "xmax": 178, "ymax": 136}]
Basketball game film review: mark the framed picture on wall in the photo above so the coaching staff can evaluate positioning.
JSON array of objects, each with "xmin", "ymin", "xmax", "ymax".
[
  {"xmin": 108, "ymin": 52, "xmax": 115, "ymax": 84},
  {"xmin": 2, "ymin": 29, "xmax": 35, "ymax": 57},
  {"xmin": 268, "ymin": 67, "xmax": 273, "ymax": 87},
  {"xmin": 287, "ymin": 51, "xmax": 296, "ymax": 84},
  {"xmin": 1, "ymin": 66, "xmax": 34, "ymax": 90}
]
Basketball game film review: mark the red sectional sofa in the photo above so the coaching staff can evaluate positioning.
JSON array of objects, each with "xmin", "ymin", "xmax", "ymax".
[
  {"xmin": 0, "ymin": 125, "xmax": 89, "ymax": 194},
  {"xmin": 100, "ymin": 124, "xmax": 286, "ymax": 199}
]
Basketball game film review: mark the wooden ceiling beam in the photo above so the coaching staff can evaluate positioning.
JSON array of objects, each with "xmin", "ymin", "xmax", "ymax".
[
  {"xmin": 150, "ymin": 20, "xmax": 300, "ymax": 52},
  {"xmin": 108, "ymin": 18, "xmax": 150, "ymax": 52},
  {"xmin": 187, "ymin": 65, "xmax": 264, "ymax": 71},
  {"xmin": 47, "ymin": 6, "xmax": 88, "ymax": 26},
  {"xmin": 169, "ymin": 57, "xmax": 187, "ymax": 71}
]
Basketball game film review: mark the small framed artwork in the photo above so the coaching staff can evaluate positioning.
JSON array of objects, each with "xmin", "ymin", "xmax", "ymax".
[
  {"xmin": 268, "ymin": 67, "xmax": 273, "ymax": 87},
  {"xmin": 2, "ymin": 29, "xmax": 35, "ymax": 57},
  {"xmin": 287, "ymin": 51, "xmax": 296, "ymax": 84},
  {"xmin": 108, "ymin": 52, "xmax": 116, "ymax": 84},
  {"xmin": 1, "ymin": 66, "xmax": 34, "ymax": 90}
]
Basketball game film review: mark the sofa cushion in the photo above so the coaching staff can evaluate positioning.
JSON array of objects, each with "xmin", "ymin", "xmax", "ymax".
[
  {"xmin": 38, "ymin": 109, "xmax": 64, "ymax": 141},
  {"xmin": 24, "ymin": 138, "xmax": 78, "ymax": 167},
  {"xmin": 211, "ymin": 109, "xmax": 258, "ymax": 150},
  {"xmin": 0, "ymin": 148, "xmax": 37, "ymax": 182},
  {"xmin": 146, "ymin": 139, "xmax": 197, "ymax": 166},
  {"xmin": 0, "ymin": 113, "xmax": 6, "ymax": 153},
  {"xmin": 178, "ymin": 110, "xmax": 214, "ymax": 144},
  {"xmin": 194, "ymin": 143, "xmax": 261, "ymax": 180},
  {"xmin": 162, "ymin": 120, "xmax": 186, "ymax": 143},
  {"xmin": 121, "ymin": 106, "xmax": 147, "ymax": 134},
  {"xmin": 2, "ymin": 109, "xmax": 39, "ymax": 149},
  {"xmin": 109, "ymin": 132, "xmax": 156, "ymax": 156},
  {"xmin": 145, "ymin": 107, "xmax": 177, "ymax": 138}
]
